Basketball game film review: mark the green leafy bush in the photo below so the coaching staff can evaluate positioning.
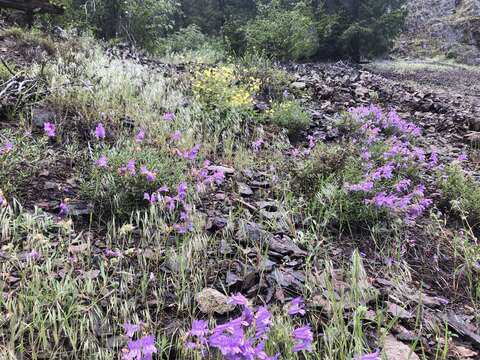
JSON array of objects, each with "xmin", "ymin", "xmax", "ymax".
[
  {"xmin": 236, "ymin": 52, "xmax": 293, "ymax": 101},
  {"xmin": 267, "ymin": 101, "xmax": 310, "ymax": 135},
  {"xmin": 157, "ymin": 25, "xmax": 207, "ymax": 53},
  {"xmin": 440, "ymin": 164, "xmax": 480, "ymax": 226},
  {"xmin": 242, "ymin": 3, "xmax": 319, "ymax": 61}
]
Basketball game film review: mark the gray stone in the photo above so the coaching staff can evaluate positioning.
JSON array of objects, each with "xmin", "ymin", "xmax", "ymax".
[{"xmin": 32, "ymin": 109, "xmax": 55, "ymax": 128}]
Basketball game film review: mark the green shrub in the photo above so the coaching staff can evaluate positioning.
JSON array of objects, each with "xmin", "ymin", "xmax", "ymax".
[
  {"xmin": 157, "ymin": 25, "xmax": 207, "ymax": 53},
  {"xmin": 440, "ymin": 164, "xmax": 480, "ymax": 226},
  {"xmin": 267, "ymin": 101, "xmax": 310, "ymax": 135},
  {"xmin": 236, "ymin": 52, "xmax": 293, "ymax": 101},
  {"xmin": 157, "ymin": 25, "xmax": 225, "ymax": 64},
  {"xmin": 242, "ymin": 3, "xmax": 319, "ymax": 61}
]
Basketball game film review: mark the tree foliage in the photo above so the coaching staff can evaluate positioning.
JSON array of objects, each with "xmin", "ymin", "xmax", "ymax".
[{"xmin": 45, "ymin": 0, "xmax": 407, "ymax": 61}]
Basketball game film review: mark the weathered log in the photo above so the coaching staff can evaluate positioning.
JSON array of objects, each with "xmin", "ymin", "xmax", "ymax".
[{"xmin": 0, "ymin": 0, "xmax": 64, "ymax": 15}]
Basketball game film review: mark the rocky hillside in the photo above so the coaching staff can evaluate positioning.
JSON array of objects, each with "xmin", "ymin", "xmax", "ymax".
[{"xmin": 397, "ymin": 0, "xmax": 480, "ymax": 64}]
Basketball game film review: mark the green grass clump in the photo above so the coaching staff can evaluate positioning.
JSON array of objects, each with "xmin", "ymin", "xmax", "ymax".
[
  {"xmin": 267, "ymin": 100, "xmax": 310, "ymax": 135},
  {"xmin": 0, "ymin": 130, "xmax": 50, "ymax": 197},
  {"xmin": 0, "ymin": 61, "xmax": 15, "ymax": 81},
  {"xmin": 79, "ymin": 140, "xmax": 188, "ymax": 218},
  {"xmin": 1, "ymin": 26, "xmax": 56, "ymax": 56},
  {"xmin": 440, "ymin": 163, "xmax": 480, "ymax": 226}
]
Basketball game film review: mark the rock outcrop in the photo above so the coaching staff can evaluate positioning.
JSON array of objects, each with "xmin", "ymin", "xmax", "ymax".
[{"xmin": 397, "ymin": 0, "xmax": 480, "ymax": 64}]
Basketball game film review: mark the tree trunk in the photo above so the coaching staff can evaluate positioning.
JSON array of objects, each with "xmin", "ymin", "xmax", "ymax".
[
  {"xmin": 350, "ymin": 0, "xmax": 361, "ymax": 63},
  {"xmin": 218, "ymin": 0, "xmax": 226, "ymax": 43},
  {"xmin": 104, "ymin": 0, "xmax": 120, "ymax": 39}
]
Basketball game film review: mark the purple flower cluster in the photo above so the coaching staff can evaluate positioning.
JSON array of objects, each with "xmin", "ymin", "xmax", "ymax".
[
  {"xmin": 163, "ymin": 112, "xmax": 176, "ymax": 122},
  {"xmin": 292, "ymin": 326, "xmax": 313, "ymax": 352},
  {"xmin": 176, "ymin": 144, "xmax": 201, "ymax": 161},
  {"xmin": 345, "ymin": 106, "xmax": 436, "ymax": 221},
  {"xmin": 143, "ymin": 182, "xmax": 194, "ymax": 233},
  {"xmin": 349, "ymin": 105, "xmax": 421, "ymax": 137},
  {"xmin": 287, "ymin": 297, "xmax": 305, "ymax": 316},
  {"xmin": 355, "ymin": 350, "xmax": 381, "ymax": 360},
  {"xmin": 192, "ymin": 161, "xmax": 226, "ymax": 193},
  {"xmin": 187, "ymin": 295, "xmax": 314, "ymax": 359},
  {"xmin": 140, "ymin": 166, "xmax": 156, "ymax": 182},
  {"xmin": 1, "ymin": 141, "xmax": 13, "ymax": 154},
  {"xmin": 59, "ymin": 201, "xmax": 69, "ymax": 217},
  {"xmin": 122, "ymin": 322, "xmax": 157, "ymax": 360},
  {"xmin": 252, "ymin": 138, "xmax": 264, "ymax": 152},
  {"xmin": 136, "ymin": 131, "xmax": 145, "ymax": 143},
  {"xmin": 44, "ymin": 122, "xmax": 56, "ymax": 137},
  {"xmin": 96, "ymin": 155, "xmax": 108, "ymax": 168},
  {"xmin": 95, "ymin": 123, "xmax": 106, "ymax": 139}
]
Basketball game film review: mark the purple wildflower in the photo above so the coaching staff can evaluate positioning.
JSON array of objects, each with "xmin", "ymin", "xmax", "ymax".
[
  {"xmin": 105, "ymin": 248, "xmax": 121, "ymax": 257},
  {"xmin": 412, "ymin": 147, "xmax": 426, "ymax": 162},
  {"xmin": 144, "ymin": 192, "xmax": 157, "ymax": 204},
  {"xmin": 429, "ymin": 151, "xmax": 438, "ymax": 167},
  {"xmin": 186, "ymin": 320, "xmax": 209, "ymax": 352},
  {"xmin": 208, "ymin": 171, "xmax": 225, "ymax": 185},
  {"xmin": 253, "ymin": 138, "xmax": 264, "ymax": 152},
  {"xmin": 140, "ymin": 166, "xmax": 156, "ymax": 182},
  {"xmin": 229, "ymin": 293, "xmax": 250, "ymax": 307},
  {"xmin": 291, "ymin": 148, "xmax": 300, "ymax": 157},
  {"xmin": 163, "ymin": 112, "xmax": 176, "ymax": 121},
  {"xmin": 158, "ymin": 185, "xmax": 169, "ymax": 193},
  {"xmin": 0, "ymin": 194, "xmax": 5, "ymax": 207},
  {"xmin": 185, "ymin": 144, "xmax": 201, "ymax": 161},
  {"xmin": 407, "ymin": 198, "xmax": 432, "ymax": 220},
  {"xmin": 177, "ymin": 182, "xmax": 187, "ymax": 201},
  {"xmin": 457, "ymin": 153, "xmax": 468, "ymax": 162},
  {"xmin": 123, "ymin": 323, "xmax": 141, "ymax": 338},
  {"xmin": 127, "ymin": 159, "xmax": 136, "ymax": 176},
  {"xmin": 135, "ymin": 130, "xmax": 145, "ymax": 143},
  {"xmin": 1, "ymin": 142, "xmax": 13, "ymax": 154},
  {"xmin": 371, "ymin": 162, "xmax": 395, "ymax": 181},
  {"xmin": 292, "ymin": 325, "xmax": 313, "ymax": 352},
  {"xmin": 361, "ymin": 149, "xmax": 370, "ymax": 161},
  {"xmin": 44, "ymin": 122, "xmax": 56, "ymax": 137},
  {"xmin": 170, "ymin": 131, "xmax": 182, "ymax": 142},
  {"xmin": 95, "ymin": 155, "xmax": 108, "ymax": 168},
  {"xmin": 95, "ymin": 123, "xmax": 106, "ymax": 139},
  {"xmin": 163, "ymin": 196, "xmax": 176, "ymax": 211},
  {"xmin": 412, "ymin": 184, "xmax": 425, "ymax": 197},
  {"xmin": 288, "ymin": 297, "xmax": 306, "ymax": 316},
  {"xmin": 395, "ymin": 179, "xmax": 411, "ymax": 193},
  {"xmin": 255, "ymin": 306, "xmax": 272, "ymax": 339},
  {"xmin": 189, "ymin": 320, "xmax": 208, "ymax": 337},
  {"xmin": 371, "ymin": 192, "xmax": 399, "ymax": 209},
  {"xmin": 355, "ymin": 349, "xmax": 381, "ymax": 360},
  {"xmin": 59, "ymin": 202, "xmax": 69, "ymax": 217},
  {"xmin": 123, "ymin": 335, "xmax": 156, "ymax": 360},
  {"xmin": 23, "ymin": 250, "xmax": 40, "ymax": 261},
  {"xmin": 348, "ymin": 181, "xmax": 374, "ymax": 192}
]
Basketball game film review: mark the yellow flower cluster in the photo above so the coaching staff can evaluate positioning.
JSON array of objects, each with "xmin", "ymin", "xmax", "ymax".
[{"xmin": 192, "ymin": 66, "xmax": 260, "ymax": 110}]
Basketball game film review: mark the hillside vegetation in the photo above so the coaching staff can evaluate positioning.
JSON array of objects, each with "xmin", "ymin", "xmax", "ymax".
[{"xmin": 0, "ymin": 2, "xmax": 480, "ymax": 360}]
